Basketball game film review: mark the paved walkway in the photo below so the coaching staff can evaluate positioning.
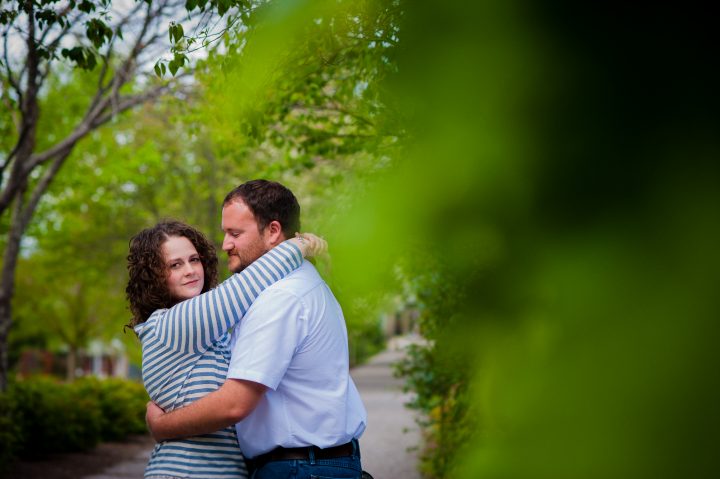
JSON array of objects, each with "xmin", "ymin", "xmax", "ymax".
[
  {"xmin": 8, "ymin": 338, "xmax": 422, "ymax": 479},
  {"xmin": 353, "ymin": 336, "xmax": 422, "ymax": 479}
]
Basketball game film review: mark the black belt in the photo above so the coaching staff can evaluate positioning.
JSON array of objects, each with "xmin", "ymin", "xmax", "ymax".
[{"xmin": 249, "ymin": 441, "xmax": 355, "ymax": 470}]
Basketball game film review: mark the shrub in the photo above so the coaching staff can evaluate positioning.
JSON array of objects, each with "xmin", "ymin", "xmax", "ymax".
[
  {"xmin": 74, "ymin": 377, "xmax": 148, "ymax": 441},
  {"xmin": 0, "ymin": 391, "xmax": 21, "ymax": 471},
  {"xmin": 11, "ymin": 376, "xmax": 102, "ymax": 456},
  {"xmin": 1, "ymin": 375, "xmax": 148, "ymax": 464},
  {"xmin": 394, "ymin": 260, "xmax": 477, "ymax": 478}
]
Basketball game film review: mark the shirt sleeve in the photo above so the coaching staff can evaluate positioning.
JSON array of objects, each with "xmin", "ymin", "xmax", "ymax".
[
  {"xmin": 152, "ymin": 240, "xmax": 303, "ymax": 355},
  {"xmin": 227, "ymin": 288, "xmax": 306, "ymax": 390}
]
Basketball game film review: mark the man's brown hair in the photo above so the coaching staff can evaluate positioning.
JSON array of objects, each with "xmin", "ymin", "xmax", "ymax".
[{"xmin": 223, "ymin": 180, "xmax": 300, "ymax": 238}]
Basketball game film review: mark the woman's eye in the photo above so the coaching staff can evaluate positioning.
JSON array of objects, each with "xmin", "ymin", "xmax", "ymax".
[
  {"xmin": 190, "ymin": 257, "xmax": 201, "ymax": 263},
  {"xmin": 169, "ymin": 263, "xmax": 180, "ymax": 269}
]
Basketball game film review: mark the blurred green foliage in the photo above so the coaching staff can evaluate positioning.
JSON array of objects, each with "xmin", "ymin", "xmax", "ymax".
[{"xmin": 376, "ymin": 1, "xmax": 718, "ymax": 478}]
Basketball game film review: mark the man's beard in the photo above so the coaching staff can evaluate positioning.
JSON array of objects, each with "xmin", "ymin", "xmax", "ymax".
[
  {"xmin": 227, "ymin": 253, "xmax": 248, "ymax": 273},
  {"xmin": 227, "ymin": 244, "xmax": 268, "ymax": 274}
]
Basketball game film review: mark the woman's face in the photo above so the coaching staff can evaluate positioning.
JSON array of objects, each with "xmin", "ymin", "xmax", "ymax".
[{"xmin": 162, "ymin": 235, "xmax": 205, "ymax": 302}]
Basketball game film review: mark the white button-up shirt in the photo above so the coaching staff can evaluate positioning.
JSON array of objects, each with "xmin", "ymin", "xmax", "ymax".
[{"xmin": 227, "ymin": 261, "xmax": 367, "ymax": 458}]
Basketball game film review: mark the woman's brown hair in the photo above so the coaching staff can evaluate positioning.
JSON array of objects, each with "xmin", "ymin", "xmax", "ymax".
[{"xmin": 125, "ymin": 221, "xmax": 218, "ymax": 329}]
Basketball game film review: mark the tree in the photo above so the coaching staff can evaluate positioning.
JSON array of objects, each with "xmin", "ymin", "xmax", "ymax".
[{"xmin": 0, "ymin": 0, "xmax": 190, "ymax": 390}]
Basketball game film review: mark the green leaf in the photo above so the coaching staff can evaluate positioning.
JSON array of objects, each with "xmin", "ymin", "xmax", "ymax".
[
  {"xmin": 174, "ymin": 52, "xmax": 189, "ymax": 67},
  {"xmin": 168, "ymin": 59, "xmax": 179, "ymax": 76},
  {"xmin": 61, "ymin": 46, "xmax": 97, "ymax": 70},
  {"xmin": 61, "ymin": 46, "xmax": 84, "ymax": 64},
  {"xmin": 169, "ymin": 22, "xmax": 184, "ymax": 44},
  {"xmin": 154, "ymin": 62, "xmax": 162, "ymax": 78},
  {"xmin": 35, "ymin": 9, "xmax": 58, "ymax": 28},
  {"xmin": 84, "ymin": 49, "xmax": 97, "ymax": 70},
  {"xmin": 0, "ymin": 10, "xmax": 19, "ymax": 26},
  {"xmin": 78, "ymin": 0, "xmax": 95, "ymax": 14},
  {"xmin": 175, "ymin": 23, "xmax": 184, "ymax": 43},
  {"xmin": 36, "ymin": 46, "xmax": 53, "ymax": 61},
  {"xmin": 86, "ymin": 18, "xmax": 112, "ymax": 49},
  {"xmin": 217, "ymin": 0, "xmax": 231, "ymax": 16}
]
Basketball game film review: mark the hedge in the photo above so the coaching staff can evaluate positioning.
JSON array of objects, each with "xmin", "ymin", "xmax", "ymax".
[{"xmin": 0, "ymin": 375, "xmax": 148, "ymax": 470}]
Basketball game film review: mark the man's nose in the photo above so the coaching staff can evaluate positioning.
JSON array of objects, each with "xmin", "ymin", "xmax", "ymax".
[{"xmin": 222, "ymin": 235, "xmax": 233, "ymax": 252}]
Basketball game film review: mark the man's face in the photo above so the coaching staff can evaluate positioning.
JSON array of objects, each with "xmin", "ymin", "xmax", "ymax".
[{"xmin": 221, "ymin": 200, "xmax": 270, "ymax": 273}]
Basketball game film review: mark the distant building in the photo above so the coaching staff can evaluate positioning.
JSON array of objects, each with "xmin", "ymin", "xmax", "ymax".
[{"xmin": 16, "ymin": 338, "xmax": 139, "ymax": 380}]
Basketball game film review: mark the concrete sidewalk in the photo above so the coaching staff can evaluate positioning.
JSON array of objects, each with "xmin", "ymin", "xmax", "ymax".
[{"xmin": 354, "ymin": 336, "xmax": 422, "ymax": 479}]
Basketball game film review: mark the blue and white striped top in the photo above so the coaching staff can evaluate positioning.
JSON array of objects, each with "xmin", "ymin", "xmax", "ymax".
[{"xmin": 134, "ymin": 241, "xmax": 303, "ymax": 479}]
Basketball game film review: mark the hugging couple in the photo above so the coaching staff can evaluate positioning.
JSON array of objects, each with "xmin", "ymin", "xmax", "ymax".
[{"xmin": 126, "ymin": 179, "xmax": 368, "ymax": 479}]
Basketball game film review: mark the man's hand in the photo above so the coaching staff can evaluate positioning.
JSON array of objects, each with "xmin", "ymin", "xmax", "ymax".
[
  {"xmin": 141, "ymin": 379, "xmax": 267, "ymax": 443},
  {"xmin": 146, "ymin": 401, "xmax": 166, "ymax": 442}
]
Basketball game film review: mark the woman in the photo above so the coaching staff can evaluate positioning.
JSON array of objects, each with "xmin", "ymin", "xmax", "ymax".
[{"xmin": 126, "ymin": 220, "xmax": 324, "ymax": 479}]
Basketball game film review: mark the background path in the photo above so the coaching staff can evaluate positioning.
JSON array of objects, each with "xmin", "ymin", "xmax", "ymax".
[
  {"xmin": 5, "ymin": 337, "xmax": 422, "ymax": 479},
  {"xmin": 354, "ymin": 335, "xmax": 422, "ymax": 479}
]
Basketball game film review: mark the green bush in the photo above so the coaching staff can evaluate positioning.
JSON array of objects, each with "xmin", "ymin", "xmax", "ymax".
[
  {"xmin": 11, "ymin": 376, "xmax": 102, "ymax": 455},
  {"xmin": 348, "ymin": 321, "xmax": 385, "ymax": 367},
  {"xmin": 0, "ymin": 391, "xmax": 21, "ymax": 470},
  {"xmin": 74, "ymin": 377, "xmax": 148, "ymax": 441},
  {"xmin": 0, "ymin": 375, "xmax": 148, "ymax": 465},
  {"xmin": 393, "ymin": 260, "xmax": 478, "ymax": 478}
]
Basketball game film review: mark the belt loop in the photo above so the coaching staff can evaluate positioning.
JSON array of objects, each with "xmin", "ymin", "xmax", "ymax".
[
  {"xmin": 308, "ymin": 445, "xmax": 316, "ymax": 465},
  {"xmin": 352, "ymin": 438, "xmax": 360, "ymax": 458}
]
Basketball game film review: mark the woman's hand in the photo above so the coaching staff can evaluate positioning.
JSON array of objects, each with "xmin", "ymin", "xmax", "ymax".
[
  {"xmin": 146, "ymin": 401, "xmax": 166, "ymax": 442},
  {"xmin": 290, "ymin": 233, "xmax": 328, "ymax": 258}
]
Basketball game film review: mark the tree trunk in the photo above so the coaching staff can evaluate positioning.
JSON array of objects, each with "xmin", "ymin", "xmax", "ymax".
[
  {"xmin": 0, "ymin": 1, "xmax": 41, "ymax": 391},
  {"xmin": 0, "ymin": 185, "xmax": 29, "ymax": 391},
  {"xmin": 0, "ymin": 0, "xmax": 173, "ymax": 390}
]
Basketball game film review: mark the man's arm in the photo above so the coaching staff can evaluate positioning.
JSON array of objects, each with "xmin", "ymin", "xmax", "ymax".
[{"xmin": 146, "ymin": 378, "xmax": 267, "ymax": 442}]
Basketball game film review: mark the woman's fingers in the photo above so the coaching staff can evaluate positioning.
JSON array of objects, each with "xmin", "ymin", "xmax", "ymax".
[{"xmin": 297, "ymin": 232, "xmax": 327, "ymax": 257}]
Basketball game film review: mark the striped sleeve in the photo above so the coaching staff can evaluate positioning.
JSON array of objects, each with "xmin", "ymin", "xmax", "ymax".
[{"xmin": 153, "ymin": 240, "xmax": 303, "ymax": 355}]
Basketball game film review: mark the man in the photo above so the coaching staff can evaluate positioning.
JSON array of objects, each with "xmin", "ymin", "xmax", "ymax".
[{"xmin": 146, "ymin": 180, "xmax": 368, "ymax": 478}]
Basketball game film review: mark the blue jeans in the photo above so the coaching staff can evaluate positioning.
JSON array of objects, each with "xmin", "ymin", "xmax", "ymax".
[{"xmin": 250, "ymin": 440, "xmax": 363, "ymax": 479}]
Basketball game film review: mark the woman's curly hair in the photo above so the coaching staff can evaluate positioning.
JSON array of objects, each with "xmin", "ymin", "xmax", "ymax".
[{"xmin": 125, "ymin": 221, "xmax": 219, "ymax": 329}]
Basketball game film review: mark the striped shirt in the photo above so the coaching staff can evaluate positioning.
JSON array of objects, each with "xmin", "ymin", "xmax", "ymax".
[{"xmin": 134, "ymin": 241, "xmax": 303, "ymax": 479}]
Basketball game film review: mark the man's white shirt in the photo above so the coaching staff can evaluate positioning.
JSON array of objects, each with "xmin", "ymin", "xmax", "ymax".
[{"xmin": 227, "ymin": 261, "xmax": 367, "ymax": 458}]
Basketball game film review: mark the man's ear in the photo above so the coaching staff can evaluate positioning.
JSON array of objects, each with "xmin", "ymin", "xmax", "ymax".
[{"xmin": 265, "ymin": 220, "xmax": 284, "ymax": 246}]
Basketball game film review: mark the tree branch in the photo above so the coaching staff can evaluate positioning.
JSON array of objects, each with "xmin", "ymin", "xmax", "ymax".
[
  {"xmin": 86, "ymin": 0, "xmax": 158, "ymax": 123},
  {"xmin": 26, "ymin": 84, "xmax": 170, "ymax": 173},
  {"xmin": 91, "ymin": 85, "xmax": 171, "ymax": 129},
  {"xmin": 19, "ymin": 148, "xmax": 72, "ymax": 237},
  {"xmin": 2, "ymin": 29, "xmax": 21, "ymax": 105},
  {"xmin": 91, "ymin": 0, "xmax": 148, "ymax": 111}
]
